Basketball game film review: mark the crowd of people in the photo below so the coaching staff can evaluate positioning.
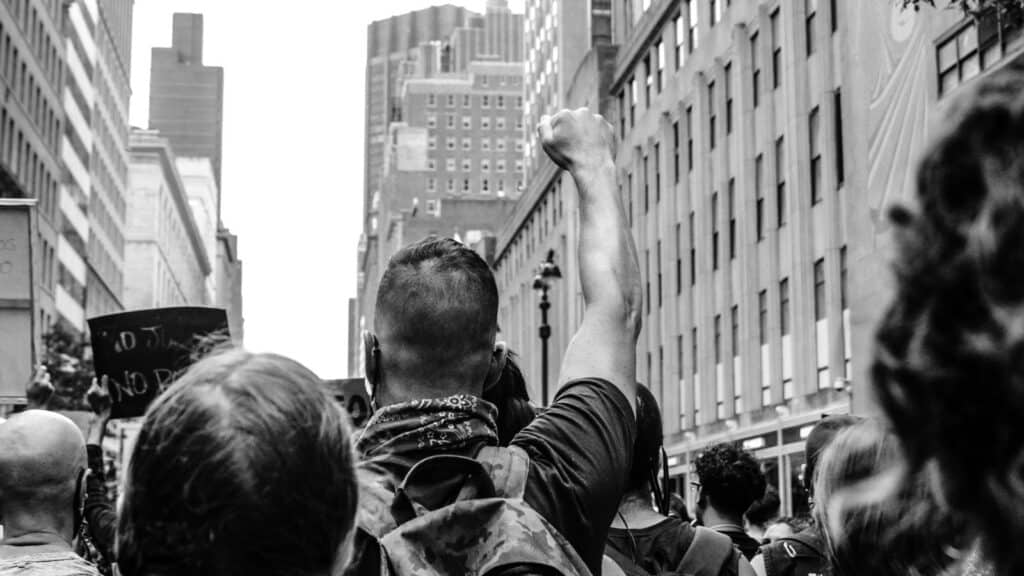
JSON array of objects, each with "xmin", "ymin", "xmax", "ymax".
[{"xmin": 1, "ymin": 60, "xmax": 1023, "ymax": 576}]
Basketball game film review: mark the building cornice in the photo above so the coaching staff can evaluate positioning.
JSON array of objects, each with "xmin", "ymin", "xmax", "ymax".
[{"xmin": 609, "ymin": 0, "xmax": 678, "ymax": 93}]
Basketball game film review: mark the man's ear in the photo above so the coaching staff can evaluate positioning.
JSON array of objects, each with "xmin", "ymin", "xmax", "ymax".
[
  {"xmin": 484, "ymin": 341, "xmax": 509, "ymax": 392},
  {"xmin": 363, "ymin": 331, "xmax": 380, "ymax": 388}
]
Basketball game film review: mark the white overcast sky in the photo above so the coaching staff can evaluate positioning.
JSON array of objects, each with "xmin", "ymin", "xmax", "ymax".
[{"xmin": 129, "ymin": 1, "xmax": 524, "ymax": 378}]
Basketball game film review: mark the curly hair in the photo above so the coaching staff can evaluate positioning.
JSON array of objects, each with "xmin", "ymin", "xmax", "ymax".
[
  {"xmin": 694, "ymin": 443, "xmax": 766, "ymax": 519},
  {"xmin": 872, "ymin": 60, "xmax": 1024, "ymax": 574}
]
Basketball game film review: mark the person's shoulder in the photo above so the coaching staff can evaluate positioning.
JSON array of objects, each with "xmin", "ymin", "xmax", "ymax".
[{"xmin": 552, "ymin": 377, "xmax": 632, "ymax": 407}]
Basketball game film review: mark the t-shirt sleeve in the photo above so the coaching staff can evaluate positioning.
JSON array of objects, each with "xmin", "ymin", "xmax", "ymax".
[{"xmin": 510, "ymin": 378, "xmax": 635, "ymax": 574}]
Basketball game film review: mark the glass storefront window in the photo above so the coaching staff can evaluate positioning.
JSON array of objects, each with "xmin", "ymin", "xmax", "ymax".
[{"xmin": 789, "ymin": 452, "xmax": 810, "ymax": 519}]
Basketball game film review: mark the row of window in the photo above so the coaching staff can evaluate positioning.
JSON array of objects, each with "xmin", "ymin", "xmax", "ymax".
[
  {"xmin": 499, "ymin": 178, "xmax": 566, "ymax": 285},
  {"xmin": 0, "ymin": 19, "xmax": 62, "ymax": 153},
  {"xmin": 667, "ymin": 249, "xmax": 849, "ymax": 426},
  {"xmin": 0, "ymin": 106, "xmax": 58, "ymax": 223},
  {"xmin": 1, "ymin": 0, "xmax": 61, "ymax": 91},
  {"xmin": 426, "ymin": 113, "xmax": 524, "ymax": 131},
  {"xmin": 937, "ymin": 6, "xmax": 1023, "ymax": 95},
  {"xmin": 426, "ymin": 92, "xmax": 524, "ymax": 110},
  {"xmin": 430, "ymin": 136, "xmax": 525, "ymax": 153},
  {"xmin": 426, "ymin": 177, "xmax": 521, "ymax": 195},
  {"xmin": 430, "ymin": 157, "xmax": 524, "ymax": 173}
]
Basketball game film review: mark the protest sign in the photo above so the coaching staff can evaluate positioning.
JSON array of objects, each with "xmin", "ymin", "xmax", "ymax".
[{"xmin": 89, "ymin": 307, "xmax": 229, "ymax": 418}]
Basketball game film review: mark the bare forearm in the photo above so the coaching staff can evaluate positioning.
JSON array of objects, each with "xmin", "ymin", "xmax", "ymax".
[{"xmin": 572, "ymin": 161, "xmax": 642, "ymax": 334}]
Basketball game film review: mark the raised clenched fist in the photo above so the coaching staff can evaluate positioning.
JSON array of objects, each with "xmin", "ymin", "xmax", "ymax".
[{"xmin": 538, "ymin": 108, "xmax": 615, "ymax": 174}]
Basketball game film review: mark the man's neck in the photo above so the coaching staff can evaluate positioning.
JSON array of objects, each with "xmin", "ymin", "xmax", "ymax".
[
  {"xmin": 702, "ymin": 507, "xmax": 743, "ymax": 531},
  {"xmin": 0, "ymin": 513, "xmax": 74, "ymax": 551},
  {"xmin": 0, "ymin": 528, "xmax": 72, "ymax": 553}
]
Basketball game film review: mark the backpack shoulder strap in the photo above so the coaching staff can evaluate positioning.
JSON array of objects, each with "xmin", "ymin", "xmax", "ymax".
[
  {"xmin": 476, "ymin": 445, "xmax": 530, "ymax": 499},
  {"xmin": 781, "ymin": 532, "xmax": 824, "ymax": 557},
  {"xmin": 680, "ymin": 527, "xmax": 735, "ymax": 576}
]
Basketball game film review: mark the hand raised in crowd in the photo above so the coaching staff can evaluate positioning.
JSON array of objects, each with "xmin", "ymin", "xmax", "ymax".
[
  {"xmin": 26, "ymin": 364, "xmax": 55, "ymax": 409},
  {"xmin": 86, "ymin": 375, "xmax": 112, "ymax": 446},
  {"xmin": 538, "ymin": 108, "xmax": 615, "ymax": 175}
]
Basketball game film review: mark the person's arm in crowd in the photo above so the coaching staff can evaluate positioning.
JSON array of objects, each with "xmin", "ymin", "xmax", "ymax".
[
  {"xmin": 84, "ymin": 377, "xmax": 117, "ymax": 563},
  {"xmin": 26, "ymin": 365, "xmax": 54, "ymax": 410},
  {"xmin": 539, "ymin": 108, "xmax": 641, "ymax": 408}
]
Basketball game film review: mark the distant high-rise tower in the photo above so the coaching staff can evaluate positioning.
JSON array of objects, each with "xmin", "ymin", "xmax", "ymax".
[{"xmin": 149, "ymin": 14, "xmax": 225, "ymax": 202}]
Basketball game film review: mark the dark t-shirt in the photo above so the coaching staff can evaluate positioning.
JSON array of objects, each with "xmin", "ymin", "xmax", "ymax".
[
  {"xmin": 512, "ymin": 378, "xmax": 636, "ymax": 574},
  {"xmin": 717, "ymin": 527, "xmax": 761, "ymax": 561},
  {"xmin": 605, "ymin": 518, "xmax": 742, "ymax": 576}
]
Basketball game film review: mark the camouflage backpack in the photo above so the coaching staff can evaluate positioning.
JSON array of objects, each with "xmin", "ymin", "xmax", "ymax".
[{"xmin": 365, "ymin": 445, "xmax": 593, "ymax": 576}]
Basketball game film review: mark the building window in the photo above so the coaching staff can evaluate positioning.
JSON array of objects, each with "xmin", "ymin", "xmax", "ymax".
[
  {"xmin": 427, "ymin": 177, "xmax": 436, "ymax": 192},
  {"xmin": 482, "ymin": 138, "xmax": 491, "ymax": 151},
  {"xmin": 686, "ymin": 106, "xmax": 694, "ymax": 171},
  {"xmin": 776, "ymin": 136, "xmax": 787, "ymax": 227},
  {"xmin": 725, "ymin": 62, "xmax": 733, "ymax": 134},
  {"xmin": 673, "ymin": 121, "xmax": 681, "ymax": 183},
  {"xmin": 515, "ymin": 139, "xmax": 524, "ymax": 152},
  {"xmin": 771, "ymin": 9, "xmax": 782, "ymax": 89},
  {"xmin": 676, "ymin": 222, "xmax": 683, "ymax": 294},
  {"xmin": 656, "ymin": 40, "xmax": 665, "ymax": 92},
  {"xmin": 482, "ymin": 95, "xmax": 490, "ymax": 108},
  {"xmin": 689, "ymin": 211, "xmax": 697, "ymax": 285},
  {"xmin": 446, "ymin": 137, "xmax": 456, "ymax": 150},
  {"xmin": 462, "ymin": 158, "xmax": 472, "ymax": 172},
  {"xmin": 429, "ymin": 158, "xmax": 437, "ymax": 170},
  {"xmin": 806, "ymin": 0, "xmax": 817, "ymax": 56},
  {"xmin": 759, "ymin": 290, "xmax": 768, "ymax": 345},
  {"xmin": 814, "ymin": 258, "xmax": 826, "ymax": 320},
  {"xmin": 497, "ymin": 95, "xmax": 505, "ymax": 108},
  {"xmin": 447, "ymin": 94, "xmax": 455, "ymax": 107},
  {"xmin": 676, "ymin": 13, "xmax": 686, "ymax": 69},
  {"xmin": 428, "ymin": 93, "xmax": 436, "ymax": 106},
  {"xmin": 447, "ymin": 114, "xmax": 455, "ymax": 128},
  {"xmin": 755, "ymin": 154, "xmax": 765, "ymax": 241},
  {"xmin": 482, "ymin": 117, "xmax": 491, "ymax": 129},
  {"xmin": 645, "ymin": 250, "xmax": 651, "ymax": 315},
  {"xmin": 428, "ymin": 136, "xmax": 437, "ymax": 150},
  {"xmin": 446, "ymin": 158, "xmax": 456, "ymax": 172},
  {"xmin": 515, "ymin": 95, "xmax": 523, "ymax": 108},
  {"xmin": 831, "ymin": 0, "xmax": 839, "ymax": 31},
  {"xmin": 481, "ymin": 159, "xmax": 490, "ymax": 172},
  {"xmin": 834, "ymin": 89, "xmax": 845, "ymax": 188},
  {"xmin": 447, "ymin": 179, "xmax": 455, "ymax": 192},
  {"xmin": 688, "ymin": 0, "xmax": 700, "ymax": 52},
  {"xmin": 643, "ymin": 154, "xmax": 650, "ymax": 213},
  {"xmin": 619, "ymin": 91, "xmax": 628, "ymax": 137},
  {"xmin": 711, "ymin": 0, "xmax": 721, "ymax": 26},
  {"xmin": 462, "ymin": 137, "xmax": 472, "ymax": 150},
  {"xmin": 516, "ymin": 117, "xmax": 523, "ymax": 130},
  {"xmin": 463, "ymin": 179, "xmax": 471, "ymax": 192},
  {"xmin": 751, "ymin": 32, "xmax": 761, "ymax": 108},
  {"xmin": 657, "ymin": 240, "xmax": 663, "ymax": 307},
  {"xmin": 645, "ymin": 54, "xmax": 653, "ymax": 106},
  {"xmin": 497, "ymin": 138, "xmax": 506, "ymax": 151},
  {"xmin": 712, "ymin": 192, "xmax": 720, "ymax": 271},
  {"xmin": 463, "ymin": 116, "xmax": 472, "ymax": 129},
  {"xmin": 497, "ymin": 117, "xmax": 506, "ymax": 130},
  {"xmin": 515, "ymin": 160, "xmax": 524, "ymax": 172},
  {"xmin": 728, "ymin": 178, "xmax": 736, "ymax": 259},
  {"xmin": 463, "ymin": 94, "xmax": 471, "ymax": 107},
  {"xmin": 840, "ymin": 245, "xmax": 848, "ymax": 309},
  {"xmin": 497, "ymin": 159, "xmax": 506, "ymax": 172},
  {"xmin": 428, "ymin": 114, "xmax": 437, "ymax": 128},
  {"xmin": 708, "ymin": 80, "xmax": 717, "ymax": 149},
  {"xmin": 654, "ymin": 143, "xmax": 661, "ymax": 203},
  {"xmin": 780, "ymin": 278, "xmax": 791, "ymax": 336},
  {"xmin": 630, "ymin": 77, "xmax": 638, "ymax": 125},
  {"xmin": 810, "ymin": 107, "xmax": 822, "ymax": 204},
  {"xmin": 482, "ymin": 179, "xmax": 490, "ymax": 192}
]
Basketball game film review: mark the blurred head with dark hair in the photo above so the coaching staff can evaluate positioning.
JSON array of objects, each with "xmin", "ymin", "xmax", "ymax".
[
  {"xmin": 872, "ymin": 60, "xmax": 1024, "ymax": 573},
  {"xmin": 804, "ymin": 414, "xmax": 862, "ymax": 495},
  {"xmin": 694, "ymin": 444, "xmax": 766, "ymax": 524},
  {"xmin": 625, "ymin": 384, "xmax": 664, "ymax": 497},
  {"xmin": 482, "ymin": 349, "xmax": 538, "ymax": 446},
  {"xmin": 745, "ymin": 485, "xmax": 781, "ymax": 541},
  {"xmin": 117, "ymin": 349, "xmax": 359, "ymax": 576},
  {"xmin": 367, "ymin": 236, "xmax": 505, "ymax": 407},
  {"xmin": 667, "ymin": 493, "xmax": 690, "ymax": 523},
  {"xmin": 813, "ymin": 420, "xmax": 961, "ymax": 576}
]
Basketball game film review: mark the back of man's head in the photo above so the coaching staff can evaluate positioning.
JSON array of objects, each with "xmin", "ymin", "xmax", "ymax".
[
  {"xmin": 804, "ymin": 414, "xmax": 862, "ymax": 494},
  {"xmin": 694, "ymin": 443, "xmax": 767, "ymax": 520},
  {"xmin": 374, "ymin": 237, "xmax": 499, "ymax": 397},
  {"xmin": 0, "ymin": 410, "xmax": 85, "ymax": 538}
]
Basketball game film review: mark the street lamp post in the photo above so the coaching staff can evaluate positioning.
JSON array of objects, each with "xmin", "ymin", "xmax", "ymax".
[{"xmin": 533, "ymin": 250, "xmax": 561, "ymax": 406}]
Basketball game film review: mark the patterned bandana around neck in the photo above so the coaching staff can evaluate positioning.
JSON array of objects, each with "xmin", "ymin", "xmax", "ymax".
[{"xmin": 356, "ymin": 394, "xmax": 499, "ymax": 481}]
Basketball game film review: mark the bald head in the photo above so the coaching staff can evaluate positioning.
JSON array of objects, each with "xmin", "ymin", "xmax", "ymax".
[{"xmin": 0, "ymin": 410, "xmax": 86, "ymax": 532}]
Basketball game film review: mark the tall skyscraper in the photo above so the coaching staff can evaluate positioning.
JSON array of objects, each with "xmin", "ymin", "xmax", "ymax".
[
  {"xmin": 84, "ymin": 0, "xmax": 134, "ymax": 320},
  {"xmin": 363, "ymin": 5, "xmax": 475, "ymax": 236},
  {"xmin": 149, "ymin": 13, "xmax": 225, "ymax": 195},
  {"xmin": 1, "ymin": 0, "xmax": 69, "ymax": 337}
]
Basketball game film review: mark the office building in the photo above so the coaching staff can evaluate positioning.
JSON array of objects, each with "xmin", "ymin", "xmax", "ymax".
[
  {"xmin": 125, "ymin": 130, "xmax": 211, "ymax": 309},
  {"xmin": 176, "ymin": 156, "xmax": 218, "ymax": 303},
  {"xmin": 497, "ymin": 0, "xmax": 1023, "ymax": 517},
  {"xmin": 216, "ymin": 227, "xmax": 243, "ymax": 344},
  {"xmin": 84, "ymin": 0, "xmax": 133, "ymax": 320},
  {"xmin": 447, "ymin": 0, "xmax": 524, "ymax": 72},
  {"xmin": 149, "ymin": 13, "xmax": 224, "ymax": 193},
  {"xmin": 0, "ymin": 0, "xmax": 67, "ymax": 338}
]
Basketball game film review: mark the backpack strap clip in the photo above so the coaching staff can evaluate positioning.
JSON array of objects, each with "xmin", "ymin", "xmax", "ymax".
[{"xmin": 390, "ymin": 454, "xmax": 497, "ymax": 526}]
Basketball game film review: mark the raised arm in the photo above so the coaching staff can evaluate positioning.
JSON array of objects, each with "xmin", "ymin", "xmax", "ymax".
[{"xmin": 538, "ymin": 108, "xmax": 641, "ymax": 409}]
